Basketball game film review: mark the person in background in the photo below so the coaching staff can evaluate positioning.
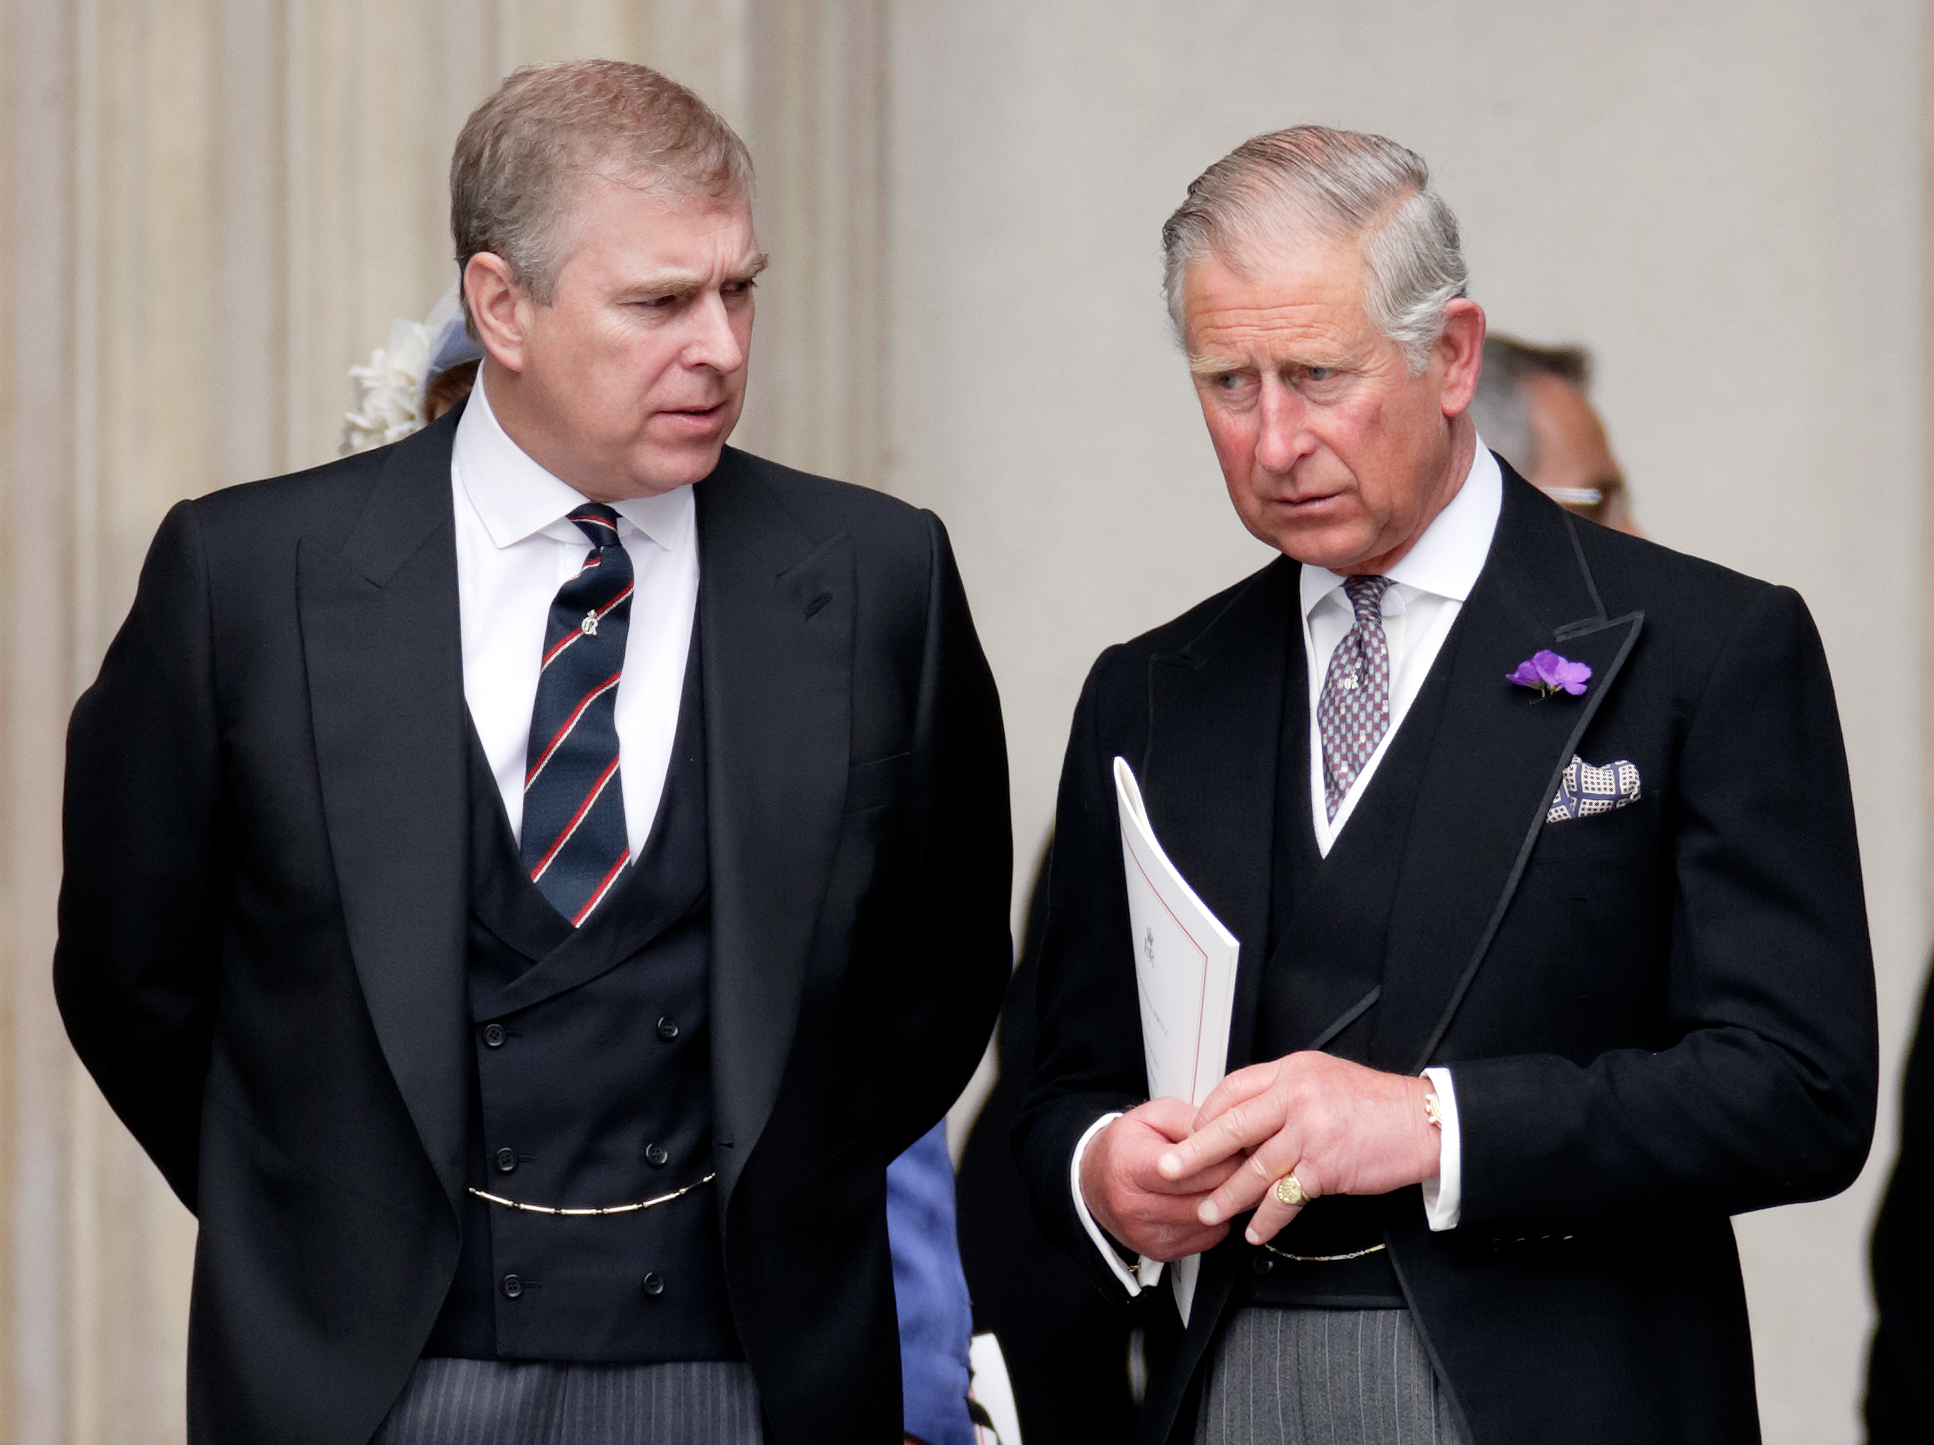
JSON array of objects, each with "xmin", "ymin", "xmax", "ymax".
[
  {"xmin": 887, "ymin": 1123, "xmax": 980, "ymax": 1445},
  {"xmin": 348, "ymin": 302, "xmax": 980, "ymax": 1445},
  {"xmin": 1466, "ymin": 334, "xmax": 1637, "ymax": 533},
  {"xmin": 1865, "ymin": 967, "xmax": 1934, "ymax": 1443}
]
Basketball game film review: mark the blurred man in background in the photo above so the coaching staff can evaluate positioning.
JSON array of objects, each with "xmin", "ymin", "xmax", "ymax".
[{"xmin": 1467, "ymin": 335, "xmax": 1636, "ymax": 533}]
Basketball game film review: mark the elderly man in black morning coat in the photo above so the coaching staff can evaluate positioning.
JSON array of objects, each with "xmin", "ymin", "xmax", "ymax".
[
  {"xmin": 55, "ymin": 60, "xmax": 1010, "ymax": 1445},
  {"xmin": 1016, "ymin": 125, "xmax": 1876, "ymax": 1445}
]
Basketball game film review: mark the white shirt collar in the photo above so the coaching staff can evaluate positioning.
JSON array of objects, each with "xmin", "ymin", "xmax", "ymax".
[
  {"xmin": 451, "ymin": 364, "xmax": 696, "ymax": 554},
  {"xmin": 1298, "ymin": 440, "xmax": 1502, "ymax": 617}
]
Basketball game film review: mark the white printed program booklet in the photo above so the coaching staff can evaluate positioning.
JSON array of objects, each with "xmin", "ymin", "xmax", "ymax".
[{"xmin": 1113, "ymin": 756, "xmax": 1240, "ymax": 1325}]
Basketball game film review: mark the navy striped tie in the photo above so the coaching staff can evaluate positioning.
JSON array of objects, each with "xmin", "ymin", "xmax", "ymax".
[{"xmin": 521, "ymin": 504, "xmax": 634, "ymax": 924}]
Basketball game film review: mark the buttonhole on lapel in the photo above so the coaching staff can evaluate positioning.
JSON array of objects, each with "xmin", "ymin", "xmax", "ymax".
[{"xmin": 805, "ymin": 591, "xmax": 833, "ymax": 618}]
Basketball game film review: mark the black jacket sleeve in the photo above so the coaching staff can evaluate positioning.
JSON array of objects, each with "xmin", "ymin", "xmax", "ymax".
[
  {"xmin": 55, "ymin": 500, "xmax": 226, "ymax": 1210},
  {"xmin": 873, "ymin": 512, "xmax": 1013, "ymax": 1158},
  {"xmin": 1012, "ymin": 649, "xmax": 1149, "ymax": 1296}
]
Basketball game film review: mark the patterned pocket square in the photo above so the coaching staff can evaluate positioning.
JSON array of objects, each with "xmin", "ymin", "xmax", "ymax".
[{"xmin": 1547, "ymin": 755, "xmax": 1641, "ymax": 823}]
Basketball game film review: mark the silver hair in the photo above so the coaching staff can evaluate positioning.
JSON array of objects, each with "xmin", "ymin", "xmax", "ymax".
[
  {"xmin": 1161, "ymin": 126, "xmax": 1467, "ymax": 373},
  {"xmin": 1466, "ymin": 335, "xmax": 1593, "ymax": 475},
  {"xmin": 450, "ymin": 60, "xmax": 754, "ymax": 333}
]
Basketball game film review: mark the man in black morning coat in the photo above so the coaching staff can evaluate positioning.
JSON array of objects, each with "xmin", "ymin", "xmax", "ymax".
[
  {"xmin": 1016, "ymin": 126, "xmax": 1875, "ymax": 1445},
  {"xmin": 54, "ymin": 61, "xmax": 1009, "ymax": 1445},
  {"xmin": 1866, "ymin": 965, "xmax": 1934, "ymax": 1442}
]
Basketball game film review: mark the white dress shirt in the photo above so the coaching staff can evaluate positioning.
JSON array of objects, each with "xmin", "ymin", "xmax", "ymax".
[
  {"xmin": 451, "ymin": 368, "xmax": 700, "ymax": 863},
  {"xmin": 1073, "ymin": 444, "xmax": 1503, "ymax": 1294},
  {"xmin": 1302, "ymin": 446, "xmax": 1501, "ymax": 855}
]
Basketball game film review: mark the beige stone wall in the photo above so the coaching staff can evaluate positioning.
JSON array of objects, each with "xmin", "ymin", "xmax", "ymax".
[{"xmin": 0, "ymin": 2, "xmax": 883, "ymax": 1439}]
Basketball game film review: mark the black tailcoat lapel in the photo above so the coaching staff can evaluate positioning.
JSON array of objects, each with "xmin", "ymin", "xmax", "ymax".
[
  {"xmin": 1141, "ymin": 557, "xmax": 1299, "ymax": 1080},
  {"xmin": 1135, "ymin": 559, "xmax": 1297, "ymax": 1379},
  {"xmin": 1371, "ymin": 474, "xmax": 1642, "ymax": 1073},
  {"xmin": 297, "ymin": 415, "xmax": 471, "ymax": 1207},
  {"xmin": 696, "ymin": 450, "xmax": 854, "ymax": 1204}
]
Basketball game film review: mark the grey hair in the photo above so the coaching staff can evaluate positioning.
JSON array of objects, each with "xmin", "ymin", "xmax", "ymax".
[
  {"xmin": 1161, "ymin": 126, "xmax": 1467, "ymax": 373},
  {"xmin": 450, "ymin": 60, "xmax": 754, "ymax": 333},
  {"xmin": 1466, "ymin": 335, "xmax": 1592, "ymax": 475}
]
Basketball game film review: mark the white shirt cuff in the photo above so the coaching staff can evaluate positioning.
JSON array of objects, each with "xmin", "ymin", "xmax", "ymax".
[
  {"xmin": 1420, "ymin": 1067, "xmax": 1462, "ymax": 1230},
  {"xmin": 1070, "ymin": 1111, "xmax": 1144, "ymax": 1295}
]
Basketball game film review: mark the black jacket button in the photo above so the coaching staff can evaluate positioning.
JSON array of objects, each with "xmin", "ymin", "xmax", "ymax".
[
  {"xmin": 1252, "ymin": 1254, "xmax": 1274, "ymax": 1276},
  {"xmin": 483, "ymin": 1024, "xmax": 506, "ymax": 1048},
  {"xmin": 646, "ymin": 1143, "xmax": 669, "ymax": 1167},
  {"xmin": 642, "ymin": 1272, "xmax": 665, "ymax": 1297},
  {"xmin": 656, "ymin": 1017, "xmax": 679, "ymax": 1041},
  {"xmin": 495, "ymin": 1147, "xmax": 517, "ymax": 1173},
  {"xmin": 502, "ymin": 1275, "xmax": 523, "ymax": 1299}
]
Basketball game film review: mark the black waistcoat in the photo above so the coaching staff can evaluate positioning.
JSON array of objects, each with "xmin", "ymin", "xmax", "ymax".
[
  {"xmin": 424, "ymin": 646, "xmax": 741, "ymax": 1362},
  {"xmin": 1243, "ymin": 628, "xmax": 1457, "ymax": 1310}
]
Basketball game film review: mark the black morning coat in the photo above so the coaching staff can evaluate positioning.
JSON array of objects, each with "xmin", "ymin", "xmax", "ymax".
[
  {"xmin": 53, "ymin": 404, "xmax": 1013, "ymax": 1445},
  {"xmin": 1016, "ymin": 465, "xmax": 1878, "ymax": 1445}
]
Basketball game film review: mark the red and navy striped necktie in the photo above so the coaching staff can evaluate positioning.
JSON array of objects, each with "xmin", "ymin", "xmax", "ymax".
[{"xmin": 521, "ymin": 504, "xmax": 635, "ymax": 924}]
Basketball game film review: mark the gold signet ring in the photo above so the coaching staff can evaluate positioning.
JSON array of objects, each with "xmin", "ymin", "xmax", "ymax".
[{"xmin": 1274, "ymin": 1175, "xmax": 1310, "ymax": 1208}]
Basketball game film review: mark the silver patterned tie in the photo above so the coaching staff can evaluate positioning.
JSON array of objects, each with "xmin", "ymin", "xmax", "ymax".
[{"xmin": 1317, "ymin": 575, "xmax": 1395, "ymax": 819}]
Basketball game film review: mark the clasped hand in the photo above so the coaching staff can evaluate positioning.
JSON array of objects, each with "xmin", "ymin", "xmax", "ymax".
[{"xmin": 1080, "ymin": 1052, "xmax": 1441, "ymax": 1259}]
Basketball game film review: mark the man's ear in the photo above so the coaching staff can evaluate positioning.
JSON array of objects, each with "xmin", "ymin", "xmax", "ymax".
[
  {"xmin": 1434, "ymin": 298, "xmax": 1485, "ymax": 418},
  {"xmin": 465, "ymin": 253, "xmax": 530, "ymax": 374}
]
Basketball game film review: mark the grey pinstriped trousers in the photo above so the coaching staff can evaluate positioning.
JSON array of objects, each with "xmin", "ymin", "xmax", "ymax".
[
  {"xmin": 1194, "ymin": 1308, "xmax": 1469, "ymax": 1445},
  {"xmin": 369, "ymin": 1358, "xmax": 766, "ymax": 1445}
]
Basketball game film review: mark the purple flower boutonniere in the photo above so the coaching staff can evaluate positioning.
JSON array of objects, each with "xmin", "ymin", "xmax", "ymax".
[{"xmin": 1508, "ymin": 649, "xmax": 1592, "ymax": 698}]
